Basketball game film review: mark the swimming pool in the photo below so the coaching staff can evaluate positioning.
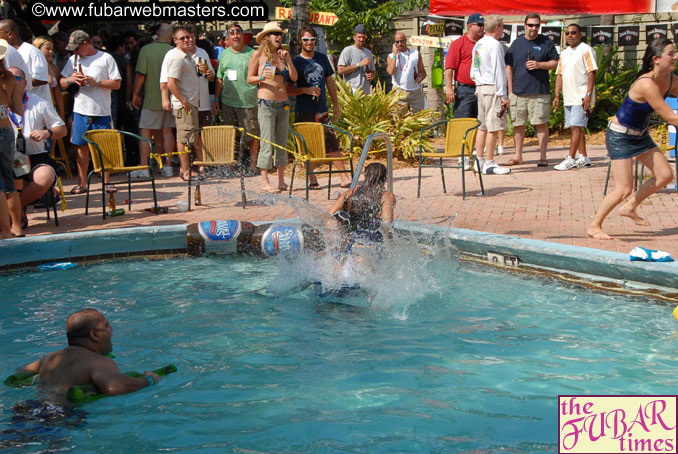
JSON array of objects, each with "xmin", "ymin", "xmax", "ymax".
[{"xmin": 2, "ymin": 244, "xmax": 677, "ymax": 453}]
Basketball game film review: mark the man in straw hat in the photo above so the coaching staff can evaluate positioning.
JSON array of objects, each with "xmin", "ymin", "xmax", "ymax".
[
  {"xmin": 338, "ymin": 24, "xmax": 376, "ymax": 94},
  {"xmin": 246, "ymin": 21, "xmax": 297, "ymax": 194}
]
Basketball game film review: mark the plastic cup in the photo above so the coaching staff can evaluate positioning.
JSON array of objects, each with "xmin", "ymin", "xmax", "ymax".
[{"xmin": 177, "ymin": 200, "xmax": 188, "ymax": 212}]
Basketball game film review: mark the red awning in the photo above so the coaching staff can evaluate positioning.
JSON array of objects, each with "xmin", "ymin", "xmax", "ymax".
[{"xmin": 429, "ymin": 0, "xmax": 652, "ymax": 15}]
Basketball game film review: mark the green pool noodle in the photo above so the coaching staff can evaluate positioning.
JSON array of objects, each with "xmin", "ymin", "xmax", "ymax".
[
  {"xmin": 4, "ymin": 353, "xmax": 116, "ymax": 388},
  {"xmin": 67, "ymin": 364, "xmax": 177, "ymax": 404}
]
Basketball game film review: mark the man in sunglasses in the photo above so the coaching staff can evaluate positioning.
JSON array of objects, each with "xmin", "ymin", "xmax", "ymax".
[
  {"xmin": 337, "ymin": 24, "xmax": 376, "ymax": 94},
  {"xmin": 287, "ymin": 25, "xmax": 352, "ymax": 189},
  {"xmin": 214, "ymin": 23, "xmax": 259, "ymax": 174},
  {"xmin": 504, "ymin": 12, "xmax": 559, "ymax": 168},
  {"xmin": 552, "ymin": 24, "xmax": 597, "ymax": 171},
  {"xmin": 386, "ymin": 31, "xmax": 426, "ymax": 113}
]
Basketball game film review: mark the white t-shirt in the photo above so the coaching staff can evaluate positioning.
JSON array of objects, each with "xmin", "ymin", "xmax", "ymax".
[
  {"xmin": 4, "ymin": 45, "xmax": 32, "ymax": 91},
  {"xmin": 556, "ymin": 42, "xmax": 598, "ymax": 107},
  {"xmin": 470, "ymin": 35, "xmax": 508, "ymax": 98},
  {"xmin": 191, "ymin": 47, "xmax": 214, "ymax": 112},
  {"xmin": 389, "ymin": 49, "xmax": 421, "ymax": 91},
  {"xmin": 160, "ymin": 47, "xmax": 200, "ymax": 110},
  {"xmin": 11, "ymin": 94, "xmax": 65, "ymax": 156},
  {"xmin": 17, "ymin": 42, "xmax": 51, "ymax": 102},
  {"xmin": 62, "ymin": 51, "xmax": 122, "ymax": 116}
]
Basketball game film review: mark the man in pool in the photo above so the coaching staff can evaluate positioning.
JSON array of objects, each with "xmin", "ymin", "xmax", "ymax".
[{"xmin": 17, "ymin": 308, "xmax": 161, "ymax": 395}]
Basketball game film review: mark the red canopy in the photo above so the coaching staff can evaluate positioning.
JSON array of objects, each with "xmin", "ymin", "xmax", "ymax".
[{"xmin": 429, "ymin": 0, "xmax": 652, "ymax": 15}]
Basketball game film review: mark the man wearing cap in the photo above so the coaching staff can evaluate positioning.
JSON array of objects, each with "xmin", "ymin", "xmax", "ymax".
[
  {"xmin": 386, "ymin": 31, "xmax": 426, "ymax": 113},
  {"xmin": 60, "ymin": 30, "xmax": 122, "ymax": 194},
  {"xmin": 337, "ymin": 24, "xmax": 376, "ymax": 94},
  {"xmin": 213, "ymin": 23, "xmax": 259, "ymax": 174},
  {"xmin": 504, "ymin": 12, "xmax": 559, "ymax": 168},
  {"xmin": 132, "ymin": 23, "xmax": 175, "ymax": 179},
  {"xmin": 445, "ymin": 14, "xmax": 484, "ymax": 120},
  {"xmin": 0, "ymin": 20, "xmax": 49, "ymax": 102}
]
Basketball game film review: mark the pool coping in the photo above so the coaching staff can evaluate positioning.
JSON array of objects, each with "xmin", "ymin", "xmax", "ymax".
[{"xmin": 2, "ymin": 220, "xmax": 677, "ymax": 296}]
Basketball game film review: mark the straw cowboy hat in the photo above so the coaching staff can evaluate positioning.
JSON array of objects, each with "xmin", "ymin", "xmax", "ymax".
[
  {"xmin": 256, "ymin": 22, "xmax": 287, "ymax": 44},
  {"xmin": 0, "ymin": 39, "xmax": 9, "ymax": 61}
]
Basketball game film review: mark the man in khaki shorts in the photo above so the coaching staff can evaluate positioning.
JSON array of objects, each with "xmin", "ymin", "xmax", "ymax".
[
  {"xmin": 166, "ymin": 25, "xmax": 200, "ymax": 181},
  {"xmin": 213, "ymin": 23, "xmax": 259, "ymax": 174},
  {"xmin": 132, "ymin": 23, "xmax": 175, "ymax": 178},
  {"xmin": 470, "ymin": 15, "xmax": 511, "ymax": 175},
  {"xmin": 504, "ymin": 12, "xmax": 559, "ymax": 167}
]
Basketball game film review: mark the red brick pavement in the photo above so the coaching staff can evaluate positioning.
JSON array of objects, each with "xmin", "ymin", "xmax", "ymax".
[{"xmin": 16, "ymin": 144, "xmax": 678, "ymax": 258}]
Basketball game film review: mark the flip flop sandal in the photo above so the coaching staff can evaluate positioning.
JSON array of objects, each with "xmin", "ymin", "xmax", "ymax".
[
  {"xmin": 503, "ymin": 159, "xmax": 523, "ymax": 166},
  {"xmin": 70, "ymin": 185, "xmax": 86, "ymax": 195},
  {"xmin": 278, "ymin": 184, "xmax": 289, "ymax": 192},
  {"xmin": 537, "ymin": 160, "xmax": 549, "ymax": 167},
  {"xmin": 309, "ymin": 183, "xmax": 321, "ymax": 190},
  {"xmin": 105, "ymin": 184, "xmax": 118, "ymax": 193}
]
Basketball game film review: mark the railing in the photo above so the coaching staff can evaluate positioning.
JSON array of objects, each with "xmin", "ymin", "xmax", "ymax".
[{"xmin": 349, "ymin": 132, "xmax": 393, "ymax": 193}]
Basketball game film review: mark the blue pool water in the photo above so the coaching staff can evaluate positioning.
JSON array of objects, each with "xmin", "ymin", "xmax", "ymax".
[{"xmin": 1, "ymin": 246, "xmax": 677, "ymax": 453}]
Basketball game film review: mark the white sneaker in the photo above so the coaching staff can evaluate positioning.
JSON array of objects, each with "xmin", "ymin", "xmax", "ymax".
[
  {"xmin": 161, "ymin": 166, "xmax": 174, "ymax": 177},
  {"xmin": 482, "ymin": 160, "xmax": 511, "ymax": 175},
  {"xmin": 496, "ymin": 145, "xmax": 505, "ymax": 155},
  {"xmin": 130, "ymin": 169, "xmax": 150, "ymax": 179},
  {"xmin": 575, "ymin": 155, "xmax": 592, "ymax": 167},
  {"xmin": 458, "ymin": 156, "xmax": 471, "ymax": 171},
  {"xmin": 554, "ymin": 156, "xmax": 578, "ymax": 171},
  {"xmin": 474, "ymin": 157, "xmax": 485, "ymax": 173}
]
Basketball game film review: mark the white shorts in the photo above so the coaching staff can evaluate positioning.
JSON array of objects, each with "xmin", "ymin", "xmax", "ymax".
[
  {"xmin": 139, "ymin": 109, "xmax": 176, "ymax": 130},
  {"xmin": 564, "ymin": 105, "xmax": 589, "ymax": 128}
]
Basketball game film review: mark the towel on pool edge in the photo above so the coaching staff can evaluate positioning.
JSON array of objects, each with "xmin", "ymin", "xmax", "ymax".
[{"xmin": 630, "ymin": 247, "xmax": 675, "ymax": 262}]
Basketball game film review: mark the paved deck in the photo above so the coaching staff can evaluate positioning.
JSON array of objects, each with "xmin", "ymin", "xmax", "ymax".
[{"xmin": 17, "ymin": 143, "xmax": 678, "ymax": 258}]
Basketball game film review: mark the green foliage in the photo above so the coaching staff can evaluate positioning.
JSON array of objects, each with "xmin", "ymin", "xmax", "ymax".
[
  {"xmin": 332, "ymin": 78, "xmax": 437, "ymax": 159},
  {"xmin": 281, "ymin": 0, "xmax": 427, "ymax": 55},
  {"xmin": 549, "ymin": 46, "xmax": 637, "ymax": 133}
]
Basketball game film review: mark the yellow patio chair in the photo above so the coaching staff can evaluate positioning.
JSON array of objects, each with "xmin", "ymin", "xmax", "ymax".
[
  {"xmin": 186, "ymin": 125, "xmax": 246, "ymax": 210},
  {"xmin": 83, "ymin": 129, "xmax": 158, "ymax": 219},
  {"xmin": 51, "ymin": 138, "xmax": 72, "ymax": 179},
  {"xmin": 288, "ymin": 122, "xmax": 354, "ymax": 201},
  {"xmin": 417, "ymin": 118, "xmax": 481, "ymax": 199}
]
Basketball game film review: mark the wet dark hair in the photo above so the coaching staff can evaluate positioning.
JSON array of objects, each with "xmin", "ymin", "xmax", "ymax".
[
  {"xmin": 346, "ymin": 163, "xmax": 387, "ymax": 229},
  {"xmin": 639, "ymin": 37, "xmax": 673, "ymax": 77}
]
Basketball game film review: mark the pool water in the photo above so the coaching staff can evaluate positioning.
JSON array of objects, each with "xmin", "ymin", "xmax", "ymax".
[{"xmin": 1, "ymin": 245, "xmax": 677, "ymax": 453}]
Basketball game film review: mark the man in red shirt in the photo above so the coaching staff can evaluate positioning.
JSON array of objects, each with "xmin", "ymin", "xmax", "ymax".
[{"xmin": 444, "ymin": 13, "xmax": 485, "ymax": 119}]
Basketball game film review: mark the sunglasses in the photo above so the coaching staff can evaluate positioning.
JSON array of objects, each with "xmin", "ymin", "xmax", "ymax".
[
  {"xmin": 394, "ymin": 39, "xmax": 405, "ymax": 43},
  {"xmin": 525, "ymin": 23, "xmax": 540, "ymax": 28},
  {"xmin": 176, "ymin": 35, "xmax": 192, "ymax": 41},
  {"xmin": 564, "ymin": 31, "xmax": 579, "ymax": 36},
  {"xmin": 228, "ymin": 29, "xmax": 243, "ymax": 35},
  {"xmin": 301, "ymin": 37, "xmax": 316, "ymax": 42},
  {"xmin": 269, "ymin": 32, "xmax": 282, "ymax": 37}
]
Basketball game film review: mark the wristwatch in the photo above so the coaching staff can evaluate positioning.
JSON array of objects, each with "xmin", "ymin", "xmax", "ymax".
[
  {"xmin": 586, "ymin": 92, "xmax": 592, "ymax": 97},
  {"xmin": 46, "ymin": 128, "xmax": 53, "ymax": 138}
]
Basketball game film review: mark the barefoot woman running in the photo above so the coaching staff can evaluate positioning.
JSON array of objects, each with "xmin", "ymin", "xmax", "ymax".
[{"xmin": 587, "ymin": 38, "xmax": 677, "ymax": 240}]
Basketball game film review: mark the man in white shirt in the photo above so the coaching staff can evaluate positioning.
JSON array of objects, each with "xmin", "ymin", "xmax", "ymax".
[
  {"xmin": 470, "ymin": 15, "xmax": 511, "ymax": 175},
  {"xmin": 386, "ymin": 31, "xmax": 426, "ymax": 112},
  {"xmin": 8, "ymin": 67, "xmax": 66, "ymax": 220},
  {"xmin": 553, "ymin": 24, "xmax": 597, "ymax": 171},
  {"xmin": 0, "ymin": 20, "xmax": 49, "ymax": 100},
  {"xmin": 165, "ymin": 26, "xmax": 201, "ymax": 181},
  {"xmin": 60, "ymin": 30, "xmax": 122, "ymax": 194}
]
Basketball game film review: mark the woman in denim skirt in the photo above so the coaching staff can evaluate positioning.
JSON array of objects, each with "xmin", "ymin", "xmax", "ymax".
[
  {"xmin": 588, "ymin": 38, "xmax": 678, "ymax": 240},
  {"xmin": 247, "ymin": 22, "xmax": 298, "ymax": 194},
  {"xmin": 0, "ymin": 42, "xmax": 25, "ymax": 238}
]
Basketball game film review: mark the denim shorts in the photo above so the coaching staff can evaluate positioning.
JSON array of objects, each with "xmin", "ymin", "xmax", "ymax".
[
  {"xmin": 564, "ymin": 105, "xmax": 589, "ymax": 128},
  {"xmin": 606, "ymin": 124, "xmax": 657, "ymax": 161},
  {"xmin": 0, "ymin": 127, "xmax": 16, "ymax": 193}
]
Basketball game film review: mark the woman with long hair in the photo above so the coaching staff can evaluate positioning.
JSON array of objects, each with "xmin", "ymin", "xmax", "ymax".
[
  {"xmin": 0, "ymin": 47, "xmax": 26, "ymax": 238},
  {"xmin": 32, "ymin": 36, "xmax": 65, "ymax": 120},
  {"xmin": 587, "ymin": 38, "xmax": 678, "ymax": 240},
  {"xmin": 329, "ymin": 162, "xmax": 395, "ymax": 243},
  {"xmin": 247, "ymin": 22, "xmax": 297, "ymax": 194}
]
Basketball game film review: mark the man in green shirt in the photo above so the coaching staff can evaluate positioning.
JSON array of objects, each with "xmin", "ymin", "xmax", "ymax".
[
  {"xmin": 132, "ymin": 23, "xmax": 175, "ymax": 178},
  {"xmin": 213, "ymin": 23, "xmax": 259, "ymax": 174}
]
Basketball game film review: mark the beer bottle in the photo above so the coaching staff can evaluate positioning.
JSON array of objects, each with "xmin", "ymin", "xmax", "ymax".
[
  {"xmin": 78, "ymin": 63, "xmax": 83, "ymax": 74},
  {"xmin": 107, "ymin": 208, "xmax": 125, "ymax": 217},
  {"xmin": 186, "ymin": 220, "xmax": 256, "ymax": 256},
  {"xmin": 197, "ymin": 57, "xmax": 203, "ymax": 76},
  {"xmin": 250, "ymin": 223, "xmax": 323, "ymax": 258},
  {"xmin": 431, "ymin": 49, "xmax": 443, "ymax": 89},
  {"xmin": 194, "ymin": 184, "xmax": 201, "ymax": 206},
  {"xmin": 108, "ymin": 192, "xmax": 116, "ymax": 211}
]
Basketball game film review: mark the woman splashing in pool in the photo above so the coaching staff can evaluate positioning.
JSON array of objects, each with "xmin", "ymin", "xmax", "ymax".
[
  {"xmin": 587, "ymin": 38, "xmax": 678, "ymax": 240},
  {"xmin": 329, "ymin": 162, "xmax": 395, "ymax": 246}
]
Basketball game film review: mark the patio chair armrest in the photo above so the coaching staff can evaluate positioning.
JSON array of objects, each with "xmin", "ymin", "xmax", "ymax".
[
  {"xmin": 418, "ymin": 119, "xmax": 449, "ymax": 156},
  {"xmin": 118, "ymin": 130, "xmax": 156, "ymax": 167}
]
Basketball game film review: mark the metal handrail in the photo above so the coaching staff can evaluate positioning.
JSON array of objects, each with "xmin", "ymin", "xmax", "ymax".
[{"xmin": 350, "ymin": 132, "xmax": 393, "ymax": 193}]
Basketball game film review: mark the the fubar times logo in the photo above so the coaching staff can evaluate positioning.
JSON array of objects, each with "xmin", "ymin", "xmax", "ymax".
[{"xmin": 559, "ymin": 396, "xmax": 677, "ymax": 453}]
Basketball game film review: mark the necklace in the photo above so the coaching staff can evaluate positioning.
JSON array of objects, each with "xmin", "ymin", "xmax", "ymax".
[{"xmin": 397, "ymin": 49, "xmax": 410, "ymax": 72}]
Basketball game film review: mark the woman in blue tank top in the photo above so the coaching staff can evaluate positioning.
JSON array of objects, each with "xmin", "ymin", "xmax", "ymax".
[{"xmin": 587, "ymin": 38, "xmax": 677, "ymax": 240}]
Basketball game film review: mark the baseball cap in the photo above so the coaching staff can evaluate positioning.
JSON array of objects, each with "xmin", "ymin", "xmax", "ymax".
[
  {"xmin": 467, "ymin": 13, "xmax": 484, "ymax": 25},
  {"xmin": 66, "ymin": 30, "xmax": 90, "ymax": 51},
  {"xmin": 354, "ymin": 24, "xmax": 367, "ymax": 34}
]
